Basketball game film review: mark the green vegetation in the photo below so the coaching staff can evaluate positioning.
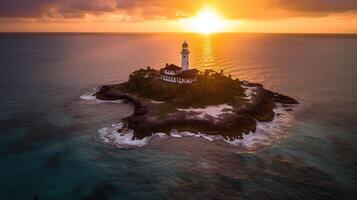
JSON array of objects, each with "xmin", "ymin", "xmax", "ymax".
[{"xmin": 120, "ymin": 68, "xmax": 247, "ymax": 108}]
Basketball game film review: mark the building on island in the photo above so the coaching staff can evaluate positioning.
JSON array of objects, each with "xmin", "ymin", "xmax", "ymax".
[{"xmin": 160, "ymin": 41, "xmax": 199, "ymax": 84}]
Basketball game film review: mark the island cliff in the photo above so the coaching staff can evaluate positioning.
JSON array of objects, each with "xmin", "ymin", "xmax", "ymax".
[{"xmin": 96, "ymin": 68, "xmax": 298, "ymax": 140}]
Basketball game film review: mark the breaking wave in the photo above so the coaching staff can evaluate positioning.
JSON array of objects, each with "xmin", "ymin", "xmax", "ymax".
[
  {"xmin": 242, "ymin": 85, "xmax": 258, "ymax": 103},
  {"xmin": 225, "ymin": 103, "xmax": 297, "ymax": 151},
  {"xmin": 80, "ymin": 89, "xmax": 122, "ymax": 104},
  {"xmin": 98, "ymin": 123, "xmax": 151, "ymax": 148},
  {"xmin": 98, "ymin": 123, "xmax": 220, "ymax": 149}
]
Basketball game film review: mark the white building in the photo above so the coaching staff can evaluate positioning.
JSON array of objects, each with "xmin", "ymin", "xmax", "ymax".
[
  {"xmin": 160, "ymin": 41, "xmax": 199, "ymax": 84},
  {"xmin": 181, "ymin": 40, "xmax": 190, "ymax": 71}
]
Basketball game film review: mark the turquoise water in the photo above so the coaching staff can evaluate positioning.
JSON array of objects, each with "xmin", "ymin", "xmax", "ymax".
[{"xmin": 0, "ymin": 33, "xmax": 356, "ymax": 199}]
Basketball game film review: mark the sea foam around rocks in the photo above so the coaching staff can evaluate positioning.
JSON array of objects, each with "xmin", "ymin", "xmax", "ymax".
[
  {"xmin": 97, "ymin": 103, "xmax": 297, "ymax": 151},
  {"xmin": 80, "ymin": 90, "xmax": 122, "ymax": 104},
  {"xmin": 98, "ymin": 123, "xmax": 150, "ymax": 148},
  {"xmin": 225, "ymin": 103, "xmax": 297, "ymax": 151},
  {"xmin": 242, "ymin": 85, "xmax": 258, "ymax": 103}
]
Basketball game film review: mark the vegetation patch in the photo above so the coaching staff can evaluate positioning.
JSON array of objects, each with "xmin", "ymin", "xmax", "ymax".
[{"xmin": 120, "ymin": 68, "xmax": 247, "ymax": 108}]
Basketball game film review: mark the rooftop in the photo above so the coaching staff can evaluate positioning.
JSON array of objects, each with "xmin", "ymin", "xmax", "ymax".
[
  {"xmin": 176, "ymin": 69, "xmax": 199, "ymax": 78},
  {"xmin": 163, "ymin": 64, "xmax": 181, "ymax": 71}
]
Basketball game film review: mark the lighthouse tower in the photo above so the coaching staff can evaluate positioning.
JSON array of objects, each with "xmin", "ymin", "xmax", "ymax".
[{"xmin": 181, "ymin": 40, "xmax": 190, "ymax": 71}]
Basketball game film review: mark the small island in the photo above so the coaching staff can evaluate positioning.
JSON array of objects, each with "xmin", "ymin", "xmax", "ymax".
[{"xmin": 96, "ymin": 41, "xmax": 298, "ymax": 141}]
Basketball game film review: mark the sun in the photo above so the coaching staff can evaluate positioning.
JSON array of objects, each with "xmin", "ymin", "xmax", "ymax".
[
  {"xmin": 178, "ymin": 7, "xmax": 240, "ymax": 34},
  {"xmin": 189, "ymin": 7, "xmax": 226, "ymax": 34}
]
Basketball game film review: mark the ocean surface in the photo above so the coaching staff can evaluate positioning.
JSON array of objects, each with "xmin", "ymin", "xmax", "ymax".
[{"xmin": 0, "ymin": 33, "xmax": 356, "ymax": 199}]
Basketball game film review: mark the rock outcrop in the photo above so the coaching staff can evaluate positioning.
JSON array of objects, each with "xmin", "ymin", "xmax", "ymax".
[{"xmin": 96, "ymin": 80, "xmax": 298, "ymax": 140}]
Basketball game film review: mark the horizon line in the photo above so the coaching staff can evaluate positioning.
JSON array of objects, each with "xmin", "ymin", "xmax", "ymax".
[{"xmin": 0, "ymin": 31, "xmax": 357, "ymax": 35}]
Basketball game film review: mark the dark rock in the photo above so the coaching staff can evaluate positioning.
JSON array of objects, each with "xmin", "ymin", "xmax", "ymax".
[
  {"xmin": 273, "ymin": 93, "xmax": 299, "ymax": 104},
  {"xmin": 96, "ymin": 80, "xmax": 298, "ymax": 140}
]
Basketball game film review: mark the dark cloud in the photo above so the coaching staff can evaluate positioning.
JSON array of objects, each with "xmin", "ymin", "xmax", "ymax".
[
  {"xmin": 69, "ymin": 0, "xmax": 116, "ymax": 12},
  {"xmin": 0, "ymin": 0, "xmax": 117, "ymax": 18},
  {"xmin": 0, "ymin": 0, "xmax": 356, "ymax": 20},
  {"xmin": 277, "ymin": 0, "xmax": 357, "ymax": 13},
  {"xmin": 0, "ymin": 0, "xmax": 56, "ymax": 18}
]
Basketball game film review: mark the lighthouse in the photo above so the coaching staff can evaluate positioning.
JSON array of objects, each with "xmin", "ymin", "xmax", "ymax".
[
  {"xmin": 160, "ymin": 41, "xmax": 198, "ymax": 84},
  {"xmin": 181, "ymin": 40, "xmax": 190, "ymax": 71}
]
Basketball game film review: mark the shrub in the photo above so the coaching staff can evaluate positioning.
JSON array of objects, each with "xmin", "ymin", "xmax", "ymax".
[{"xmin": 122, "ymin": 68, "xmax": 246, "ymax": 108}]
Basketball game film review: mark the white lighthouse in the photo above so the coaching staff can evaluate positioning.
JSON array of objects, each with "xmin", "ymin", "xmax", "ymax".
[
  {"xmin": 160, "ymin": 41, "xmax": 198, "ymax": 84},
  {"xmin": 181, "ymin": 40, "xmax": 190, "ymax": 71}
]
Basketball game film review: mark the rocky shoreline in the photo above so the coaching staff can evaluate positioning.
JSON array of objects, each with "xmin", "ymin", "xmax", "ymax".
[{"xmin": 96, "ymin": 80, "xmax": 298, "ymax": 140}]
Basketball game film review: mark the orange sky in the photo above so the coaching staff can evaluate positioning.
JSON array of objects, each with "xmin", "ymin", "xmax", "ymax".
[{"xmin": 1, "ymin": 0, "xmax": 357, "ymax": 33}]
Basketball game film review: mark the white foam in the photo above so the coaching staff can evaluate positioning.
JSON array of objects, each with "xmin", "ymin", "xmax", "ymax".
[
  {"xmin": 80, "ymin": 93, "xmax": 97, "ymax": 101},
  {"xmin": 150, "ymin": 100, "xmax": 165, "ymax": 104},
  {"xmin": 164, "ymin": 103, "xmax": 297, "ymax": 151},
  {"xmin": 99, "ymin": 104, "xmax": 297, "ymax": 151},
  {"xmin": 171, "ymin": 133, "xmax": 183, "ymax": 138},
  {"xmin": 224, "ymin": 103, "xmax": 297, "ymax": 151},
  {"xmin": 99, "ymin": 124, "xmax": 173, "ymax": 148},
  {"xmin": 169, "ymin": 130, "xmax": 220, "ymax": 142},
  {"xmin": 153, "ymin": 132, "xmax": 168, "ymax": 138},
  {"xmin": 98, "ymin": 123, "xmax": 149, "ymax": 148},
  {"xmin": 200, "ymin": 134, "xmax": 215, "ymax": 141},
  {"xmin": 242, "ymin": 85, "xmax": 257, "ymax": 103},
  {"xmin": 180, "ymin": 131, "xmax": 201, "ymax": 137},
  {"xmin": 177, "ymin": 104, "xmax": 233, "ymax": 119},
  {"xmin": 80, "ymin": 89, "xmax": 122, "ymax": 104}
]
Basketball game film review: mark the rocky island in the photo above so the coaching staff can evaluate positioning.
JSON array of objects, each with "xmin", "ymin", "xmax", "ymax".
[
  {"xmin": 94, "ymin": 41, "xmax": 298, "ymax": 143},
  {"xmin": 96, "ymin": 67, "xmax": 298, "ymax": 141}
]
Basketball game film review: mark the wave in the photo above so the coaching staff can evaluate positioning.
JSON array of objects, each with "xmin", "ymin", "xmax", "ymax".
[
  {"xmin": 98, "ymin": 123, "xmax": 170, "ymax": 148},
  {"xmin": 98, "ymin": 123, "xmax": 150, "ymax": 148},
  {"xmin": 225, "ymin": 103, "xmax": 297, "ymax": 151},
  {"xmin": 98, "ymin": 103, "xmax": 297, "ymax": 151},
  {"xmin": 169, "ymin": 130, "xmax": 220, "ymax": 142},
  {"xmin": 242, "ymin": 85, "xmax": 258, "ymax": 103},
  {"xmin": 98, "ymin": 124, "xmax": 220, "ymax": 148},
  {"xmin": 80, "ymin": 89, "xmax": 122, "ymax": 104},
  {"xmin": 80, "ymin": 93, "xmax": 97, "ymax": 101}
]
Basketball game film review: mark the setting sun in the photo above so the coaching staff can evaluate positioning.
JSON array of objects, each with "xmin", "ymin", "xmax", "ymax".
[
  {"xmin": 191, "ymin": 8, "xmax": 225, "ymax": 34},
  {"xmin": 182, "ymin": 7, "xmax": 236, "ymax": 34}
]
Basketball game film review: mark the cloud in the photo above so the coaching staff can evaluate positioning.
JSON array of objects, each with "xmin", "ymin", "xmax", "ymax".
[
  {"xmin": 277, "ymin": 0, "xmax": 357, "ymax": 13},
  {"xmin": 0, "ymin": 0, "xmax": 356, "ymax": 20},
  {"xmin": 0, "ymin": 0, "xmax": 55, "ymax": 18},
  {"xmin": 0, "ymin": 0, "xmax": 117, "ymax": 18}
]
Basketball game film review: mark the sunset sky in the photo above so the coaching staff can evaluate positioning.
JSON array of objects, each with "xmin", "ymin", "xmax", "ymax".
[{"xmin": 1, "ymin": 0, "xmax": 357, "ymax": 33}]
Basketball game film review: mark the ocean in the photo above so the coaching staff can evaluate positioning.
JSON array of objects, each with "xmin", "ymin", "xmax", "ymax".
[{"xmin": 0, "ymin": 33, "xmax": 356, "ymax": 199}]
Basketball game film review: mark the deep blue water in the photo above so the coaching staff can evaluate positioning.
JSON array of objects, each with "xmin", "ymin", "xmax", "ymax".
[{"xmin": 0, "ymin": 33, "xmax": 357, "ymax": 199}]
